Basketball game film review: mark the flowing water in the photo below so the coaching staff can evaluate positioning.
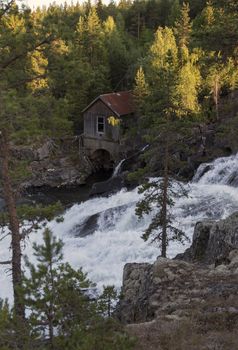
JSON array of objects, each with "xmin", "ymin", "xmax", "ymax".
[
  {"xmin": 112, "ymin": 159, "xmax": 125, "ymax": 177},
  {"xmin": 1, "ymin": 153, "xmax": 238, "ymax": 301}
]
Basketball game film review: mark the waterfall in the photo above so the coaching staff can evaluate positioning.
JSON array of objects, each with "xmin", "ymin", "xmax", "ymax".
[
  {"xmin": 193, "ymin": 153, "xmax": 238, "ymax": 186},
  {"xmin": 112, "ymin": 144, "xmax": 149, "ymax": 177},
  {"xmin": 1, "ymin": 152, "xmax": 238, "ymax": 301},
  {"xmin": 112, "ymin": 159, "xmax": 125, "ymax": 177}
]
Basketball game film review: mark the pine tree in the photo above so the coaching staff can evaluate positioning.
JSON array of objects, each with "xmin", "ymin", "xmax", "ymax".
[
  {"xmin": 134, "ymin": 66, "xmax": 149, "ymax": 101},
  {"xmin": 202, "ymin": 1, "xmax": 215, "ymax": 26},
  {"xmin": 103, "ymin": 15, "xmax": 129, "ymax": 89},
  {"xmin": 168, "ymin": 0, "xmax": 181, "ymax": 26},
  {"xmin": 134, "ymin": 28, "xmax": 199, "ymax": 257},
  {"xmin": 133, "ymin": 66, "xmax": 149, "ymax": 116},
  {"xmin": 23, "ymin": 228, "xmax": 94, "ymax": 348},
  {"xmin": 98, "ymin": 285, "xmax": 118, "ymax": 317},
  {"xmin": 177, "ymin": 54, "xmax": 201, "ymax": 114},
  {"xmin": 22, "ymin": 230, "xmax": 135, "ymax": 350},
  {"xmin": 150, "ymin": 27, "xmax": 178, "ymax": 70},
  {"xmin": 135, "ymin": 56, "xmax": 189, "ymax": 257},
  {"xmin": 174, "ymin": 2, "xmax": 192, "ymax": 49}
]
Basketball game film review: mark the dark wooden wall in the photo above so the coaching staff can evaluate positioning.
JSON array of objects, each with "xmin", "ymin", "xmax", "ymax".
[{"xmin": 83, "ymin": 100, "xmax": 120, "ymax": 142}]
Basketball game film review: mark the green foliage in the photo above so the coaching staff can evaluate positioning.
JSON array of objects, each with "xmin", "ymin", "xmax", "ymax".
[
  {"xmin": 0, "ymin": 202, "xmax": 63, "ymax": 233},
  {"xmin": 20, "ymin": 229, "xmax": 135, "ymax": 350},
  {"xmin": 0, "ymin": 300, "xmax": 32, "ymax": 350},
  {"xmin": 98, "ymin": 285, "xmax": 118, "ymax": 317},
  {"xmin": 150, "ymin": 27, "xmax": 178, "ymax": 70},
  {"xmin": 177, "ymin": 58, "xmax": 201, "ymax": 114},
  {"xmin": 134, "ymin": 66, "xmax": 149, "ymax": 101},
  {"xmin": 22, "ymin": 228, "xmax": 95, "ymax": 347},
  {"xmin": 168, "ymin": 0, "xmax": 181, "ymax": 26},
  {"xmin": 174, "ymin": 2, "xmax": 192, "ymax": 49},
  {"xmin": 108, "ymin": 116, "xmax": 121, "ymax": 126}
]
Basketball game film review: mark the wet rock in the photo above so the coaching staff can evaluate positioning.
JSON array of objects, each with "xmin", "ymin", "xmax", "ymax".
[
  {"xmin": 70, "ymin": 213, "xmax": 99, "ymax": 238},
  {"xmin": 192, "ymin": 163, "xmax": 213, "ymax": 182},
  {"xmin": 70, "ymin": 203, "xmax": 130, "ymax": 237},
  {"xmin": 90, "ymin": 176, "xmax": 124, "ymax": 196},
  {"xmin": 227, "ymin": 171, "xmax": 238, "ymax": 186}
]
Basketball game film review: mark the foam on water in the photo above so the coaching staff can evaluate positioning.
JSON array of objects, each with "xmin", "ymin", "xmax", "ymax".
[{"xmin": 1, "ymin": 153, "xmax": 238, "ymax": 301}]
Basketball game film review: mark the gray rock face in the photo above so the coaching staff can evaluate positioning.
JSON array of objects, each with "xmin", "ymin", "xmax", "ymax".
[
  {"xmin": 28, "ymin": 158, "xmax": 90, "ymax": 188},
  {"xmin": 118, "ymin": 252, "xmax": 238, "ymax": 324},
  {"xmin": 177, "ymin": 212, "xmax": 238, "ymax": 264},
  {"xmin": 119, "ymin": 263, "xmax": 154, "ymax": 323},
  {"xmin": 12, "ymin": 139, "xmax": 93, "ymax": 189},
  {"xmin": 117, "ymin": 212, "xmax": 238, "ymax": 325}
]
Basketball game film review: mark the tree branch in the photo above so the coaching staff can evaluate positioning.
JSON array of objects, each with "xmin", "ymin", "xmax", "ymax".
[
  {"xmin": 0, "ymin": 232, "xmax": 10, "ymax": 242},
  {"xmin": 9, "ymin": 74, "xmax": 47, "ymax": 89},
  {"xmin": 0, "ymin": 260, "xmax": 11, "ymax": 265},
  {"xmin": 0, "ymin": 0, "xmax": 15, "ymax": 22},
  {"xmin": 0, "ymin": 35, "xmax": 54, "ymax": 73}
]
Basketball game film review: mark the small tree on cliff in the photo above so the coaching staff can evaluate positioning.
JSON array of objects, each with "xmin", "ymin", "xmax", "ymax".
[
  {"xmin": 135, "ymin": 27, "xmax": 198, "ymax": 257},
  {"xmin": 98, "ymin": 285, "xmax": 118, "ymax": 317}
]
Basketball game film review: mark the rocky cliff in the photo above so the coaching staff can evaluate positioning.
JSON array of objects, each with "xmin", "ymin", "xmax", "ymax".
[
  {"xmin": 117, "ymin": 212, "xmax": 238, "ymax": 349},
  {"xmin": 12, "ymin": 138, "xmax": 92, "ymax": 190}
]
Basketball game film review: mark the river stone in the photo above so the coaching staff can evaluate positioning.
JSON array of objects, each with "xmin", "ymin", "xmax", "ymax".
[
  {"xmin": 69, "ymin": 203, "xmax": 131, "ymax": 237},
  {"xmin": 70, "ymin": 213, "xmax": 99, "ymax": 238},
  {"xmin": 90, "ymin": 175, "xmax": 124, "ymax": 196}
]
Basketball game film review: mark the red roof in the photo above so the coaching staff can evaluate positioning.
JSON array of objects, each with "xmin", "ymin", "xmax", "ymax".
[{"xmin": 82, "ymin": 91, "xmax": 135, "ymax": 117}]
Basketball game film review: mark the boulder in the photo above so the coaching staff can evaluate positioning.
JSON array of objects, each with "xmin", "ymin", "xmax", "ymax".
[
  {"xmin": 90, "ymin": 175, "xmax": 124, "ymax": 196},
  {"xmin": 177, "ymin": 211, "xmax": 238, "ymax": 265},
  {"xmin": 70, "ymin": 213, "xmax": 99, "ymax": 238},
  {"xmin": 69, "ymin": 203, "xmax": 131, "ymax": 237},
  {"xmin": 36, "ymin": 140, "xmax": 57, "ymax": 161}
]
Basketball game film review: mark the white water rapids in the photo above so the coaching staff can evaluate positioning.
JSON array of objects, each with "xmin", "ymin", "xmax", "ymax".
[{"xmin": 1, "ymin": 153, "xmax": 238, "ymax": 301}]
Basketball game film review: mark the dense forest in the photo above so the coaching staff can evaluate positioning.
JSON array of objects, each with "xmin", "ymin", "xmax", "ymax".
[
  {"xmin": 1, "ymin": 0, "xmax": 238, "ymax": 135},
  {"xmin": 1, "ymin": 0, "xmax": 238, "ymax": 348}
]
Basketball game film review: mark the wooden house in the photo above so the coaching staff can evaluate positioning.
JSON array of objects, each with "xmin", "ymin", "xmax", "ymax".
[{"xmin": 82, "ymin": 91, "xmax": 135, "ymax": 168}]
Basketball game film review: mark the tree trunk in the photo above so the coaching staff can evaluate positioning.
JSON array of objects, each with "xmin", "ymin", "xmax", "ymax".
[
  {"xmin": 48, "ymin": 258, "xmax": 55, "ymax": 349},
  {"xmin": 0, "ymin": 130, "xmax": 24, "ymax": 319},
  {"xmin": 137, "ymin": 12, "xmax": 140, "ymax": 41},
  {"xmin": 161, "ymin": 137, "xmax": 169, "ymax": 258},
  {"xmin": 214, "ymin": 76, "xmax": 220, "ymax": 121}
]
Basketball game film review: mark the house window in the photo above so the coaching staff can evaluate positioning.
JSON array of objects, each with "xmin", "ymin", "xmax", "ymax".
[{"xmin": 97, "ymin": 116, "xmax": 105, "ymax": 133}]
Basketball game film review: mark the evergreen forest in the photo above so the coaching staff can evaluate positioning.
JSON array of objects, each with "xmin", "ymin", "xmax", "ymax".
[{"xmin": 1, "ymin": 0, "xmax": 238, "ymax": 348}]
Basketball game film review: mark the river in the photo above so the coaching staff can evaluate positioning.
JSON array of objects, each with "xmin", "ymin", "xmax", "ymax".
[{"xmin": 1, "ymin": 153, "xmax": 238, "ymax": 301}]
